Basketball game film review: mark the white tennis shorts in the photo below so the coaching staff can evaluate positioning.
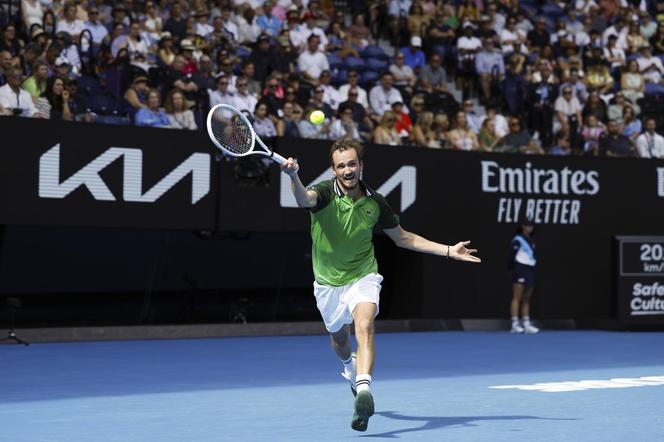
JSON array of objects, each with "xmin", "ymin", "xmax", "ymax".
[{"xmin": 313, "ymin": 273, "xmax": 383, "ymax": 333}]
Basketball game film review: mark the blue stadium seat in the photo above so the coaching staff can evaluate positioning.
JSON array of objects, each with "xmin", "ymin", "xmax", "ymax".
[
  {"xmin": 76, "ymin": 75, "xmax": 103, "ymax": 97},
  {"xmin": 361, "ymin": 45, "xmax": 389, "ymax": 61},
  {"xmin": 360, "ymin": 70, "xmax": 378, "ymax": 86},
  {"xmin": 327, "ymin": 52, "xmax": 343, "ymax": 69},
  {"xmin": 330, "ymin": 68, "xmax": 347, "ymax": 87},
  {"xmin": 87, "ymin": 93, "xmax": 124, "ymax": 116},
  {"xmin": 541, "ymin": 4, "xmax": 564, "ymax": 20},
  {"xmin": 365, "ymin": 58, "xmax": 388, "ymax": 71},
  {"xmin": 94, "ymin": 115, "xmax": 131, "ymax": 125},
  {"xmin": 645, "ymin": 83, "xmax": 664, "ymax": 96},
  {"xmin": 343, "ymin": 56, "xmax": 366, "ymax": 71}
]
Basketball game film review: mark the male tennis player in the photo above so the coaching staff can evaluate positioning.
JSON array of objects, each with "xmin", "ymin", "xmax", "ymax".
[{"xmin": 280, "ymin": 138, "xmax": 481, "ymax": 431}]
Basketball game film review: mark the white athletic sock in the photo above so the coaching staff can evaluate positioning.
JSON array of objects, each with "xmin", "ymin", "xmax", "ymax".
[
  {"xmin": 522, "ymin": 316, "xmax": 531, "ymax": 325},
  {"xmin": 356, "ymin": 374, "xmax": 372, "ymax": 393},
  {"xmin": 342, "ymin": 355, "xmax": 354, "ymax": 374},
  {"xmin": 511, "ymin": 316, "xmax": 519, "ymax": 325}
]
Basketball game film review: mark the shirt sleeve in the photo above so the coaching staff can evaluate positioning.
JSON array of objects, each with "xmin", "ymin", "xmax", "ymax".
[
  {"xmin": 373, "ymin": 193, "xmax": 400, "ymax": 230},
  {"xmin": 308, "ymin": 180, "xmax": 334, "ymax": 213}
]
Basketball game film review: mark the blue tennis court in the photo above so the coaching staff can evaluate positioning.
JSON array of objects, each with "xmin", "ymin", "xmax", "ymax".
[{"xmin": 1, "ymin": 331, "xmax": 663, "ymax": 441}]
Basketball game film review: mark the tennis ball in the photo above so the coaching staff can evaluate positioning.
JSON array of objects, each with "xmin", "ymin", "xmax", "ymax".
[{"xmin": 310, "ymin": 110, "xmax": 325, "ymax": 125}]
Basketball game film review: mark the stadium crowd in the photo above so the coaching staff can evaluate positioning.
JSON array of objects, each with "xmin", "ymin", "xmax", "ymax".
[{"xmin": 1, "ymin": 0, "xmax": 664, "ymax": 157}]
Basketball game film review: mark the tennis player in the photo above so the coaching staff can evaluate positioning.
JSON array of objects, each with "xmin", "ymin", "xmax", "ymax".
[{"xmin": 280, "ymin": 138, "xmax": 481, "ymax": 431}]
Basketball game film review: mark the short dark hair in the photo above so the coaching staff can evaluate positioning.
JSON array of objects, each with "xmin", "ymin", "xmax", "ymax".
[{"xmin": 330, "ymin": 138, "xmax": 364, "ymax": 165}]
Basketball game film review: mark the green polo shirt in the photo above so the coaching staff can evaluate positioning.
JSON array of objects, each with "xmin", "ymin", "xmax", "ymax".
[{"xmin": 308, "ymin": 179, "xmax": 400, "ymax": 287}]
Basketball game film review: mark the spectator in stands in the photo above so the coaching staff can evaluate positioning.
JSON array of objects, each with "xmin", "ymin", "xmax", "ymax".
[
  {"xmin": 0, "ymin": 68, "xmax": 38, "ymax": 117},
  {"xmin": 400, "ymin": 36, "xmax": 426, "ymax": 73},
  {"xmin": 481, "ymin": 106, "xmax": 509, "ymax": 139},
  {"xmin": 251, "ymin": 102, "xmax": 276, "ymax": 137},
  {"xmin": 636, "ymin": 117, "xmax": 664, "ymax": 159},
  {"xmin": 0, "ymin": 49, "xmax": 14, "ymax": 86},
  {"xmin": 318, "ymin": 70, "xmax": 340, "ymax": 111},
  {"xmin": 462, "ymin": 100, "xmax": 481, "ymax": 134},
  {"xmin": 54, "ymin": 32, "xmax": 81, "ymax": 76},
  {"xmin": 242, "ymin": 61, "xmax": 262, "ymax": 97},
  {"xmin": 156, "ymin": 32, "xmax": 175, "ymax": 67},
  {"xmin": 123, "ymin": 75, "xmax": 148, "ymax": 112},
  {"xmin": 167, "ymin": 55, "xmax": 201, "ymax": 107},
  {"xmin": 308, "ymin": 85, "xmax": 334, "ymax": 120},
  {"xmin": 256, "ymin": 1, "xmax": 282, "ymax": 38},
  {"xmin": 586, "ymin": 59, "xmax": 614, "ymax": 98},
  {"xmin": 209, "ymin": 74, "xmax": 234, "ymax": 109},
  {"xmin": 194, "ymin": 9, "xmax": 213, "ymax": 38},
  {"xmin": 528, "ymin": 64, "xmax": 558, "ymax": 148},
  {"xmin": 391, "ymin": 101, "xmax": 411, "ymax": 140},
  {"xmin": 549, "ymin": 130, "xmax": 571, "ymax": 155},
  {"xmin": 339, "ymin": 86, "xmax": 373, "ymax": 139},
  {"xmin": 412, "ymin": 111, "xmax": 439, "ymax": 148},
  {"xmin": 621, "ymin": 59, "xmax": 645, "ymax": 106},
  {"xmin": 598, "ymin": 119, "xmax": 635, "ymax": 157},
  {"xmin": 347, "ymin": 13, "xmax": 372, "ymax": 49},
  {"xmin": 297, "ymin": 34, "xmax": 329, "ymax": 85},
  {"xmin": 20, "ymin": 43, "xmax": 43, "ymax": 77},
  {"xmin": 640, "ymin": 10, "xmax": 657, "ymax": 41},
  {"xmin": 283, "ymin": 83, "xmax": 304, "ymax": 113},
  {"xmin": 56, "ymin": 3, "xmax": 85, "ymax": 40},
  {"xmin": 35, "ymin": 75, "xmax": 72, "ymax": 120},
  {"xmin": 215, "ymin": 56, "xmax": 236, "ymax": 91},
  {"xmin": 581, "ymin": 91, "xmax": 608, "ymax": 122},
  {"xmin": 554, "ymin": 86, "xmax": 583, "ymax": 149},
  {"xmin": 627, "ymin": 21, "xmax": 646, "ymax": 55},
  {"xmin": 637, "ymin": 44, "xmax": 664, "ymax": 87},
  {"xmin": 298, "ymin": 107, "xmax": 329, "ymax": 139},
  {"xmin": 329, "ymin": 105, "xmax": 361, "ymax": 140},
  {"xmin": 418, "ymin": 52, "xmax": 447, "ymax": 93},
  {"xmin": 477, "ymin": 14, "xmax": 499, "ymax": 46},
  {"xmin": 604, "ymin": 35, "xmax": 625, "ymax": 71},
  {"xmin": 142, "ymin": 2, "xmax": 162, "ymax": 44},
  {"xmin": 650, "ymin": 22, "xmax": 664, "ymax": 54},
  {"xmin": 64, "ymin": 78, "xmax": 88, "ymax": 121},
  {"xmin": 620, "ymin": 106, "xmax": 642, "ymax": 144},
  {"xmin": 497, "ymin": 117, "xmax": 531, "ymax": 153},
  {"xmin": 85, "ymin": 6, "xmax": 109, "ymax": 47},
  {"xmin": 478, "ymin": 117, "xmax": 500, "ymax": 152},
  {"xmin": 205, "ymin": 16, "xmax": 230, "ymax": 50},
  {"xmin": 458, "ymin": 0, "xmax": 479, "ymax": 23},
  {"xmin": 164, "ymin": 89, "xmax": 196, "ymax": 130},
  {"xmin": 500, "ymin": 17, "xmax": 527, "ymax": 55},
  {"xmin": 433, "ymin": 113, "xmax": 451, "ymax": 149},
  {"xmin": 408, "ymin": 95, "xmax": 425, "ymax": 124},
  {"xmin": 389, "ymin": 53, "xmax": 416, "ymax": 97},
  {"xmin": 233, "ymin": 76, "xmax": 258, "ymax": 115},
  {"xmin": 407, "ymin": 3, "xmax": 429, "ymax": 40},
  {"xmin": 22, "ymin": 60, "xmax": 49, "ymax": 101},
  {"xmin": 125, "ymin": 21, "xmax": 151, "ymax": 72},
  {"xmin": 426, "ymin": 9, "xmax": 455, "ymax": 63},
  {"xmin": 602, "ymin": 17, "xmax": 627, "ymax": 50},
  {"xmin": 274, "ymin": 32, "xmax": 298, "ymax": 75},
  {"xmin": 607, "ymin": 92, "xmax": 630, "ymax": 125},
  {"xmin": 580, "ymin": 114, "xmax": 605, "ymax": 156},
  {"xmin": 528, "ymin": 17, "xmax": 550, "ymax": 50},
  {"xmin": 475, "ymin": 39, "xmax": 504, "ymax": 105},
  {"xmin": 135, "ymin": 88, "xmax": 169, "ymax": 127},
  {"xmin": 338, "ymin": 69, "xmax": 369, "ymax": 110},
  {"xmin": 448, "ymin": 110, "xmax": 479, "ymax": 151},
  {"xmin": 373, "ymin": 111, "xmax": 401, "ymax": 146},
  {"xmin": 281, "ymin": 101, "xmax": 301, "ymax": 138},
  {"xmin": 559, "ymin": 68, "xmax": 589, "ymax": 104},
  {"xmin": 369, "ymin": 72, "xmax": 403, "ymax": 117},
  {"xmin": 163, "ymin": 2, "xmax": 186, "ymax": 41},
  {"xmin": 21, "ymin": 0, "xmax": 44, "ymax": 30},
  {"xmin": 456, "ymin": 25, "xmax": 482, "ymax": 100}
]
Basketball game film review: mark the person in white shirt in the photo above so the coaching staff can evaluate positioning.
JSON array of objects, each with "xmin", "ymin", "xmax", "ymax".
[
  {"xmin": 479, "ymin": 106, "xmax": 509, "ymax": 138},
  {"xmin": 194, "ymin": 9, "xmax": 214, "ymax": 37},
  {"xmin": 297, "ymin": 35, "xmax": 329, "ymax": 84},
  {"xmin": 338, "ymin": 70, "xmax": 369, "ymax": 109},
  {"xmin": 232, "ymin": 76, "xmax": 258, "ymax": 114},
  {"xmin": 637, "ymin": 44, "xmax": 664, "ymax": 84},
  {"xmin": 602, "ymin": 18, "xmax": 628, "ymax": 50},
  {"xmin": 636, "ymin": 117, "xmax": 664, "ymax": 159},
  {"xmin": 0, "ymin": 69, "xmax": 39, "ymax": 117},
  {"xmin": 329, "ymin": 105, "xmax": 361, "ymax": 140},
  {"xmin": 290, "ymin": 13, "xmax": 328, "ymax": 52},
  {"xmin": 208, "ymin": 74, "xmax": 235, "ymax": 118},
  {"xmin": 56, "ymin": 3, "xmax": 85, "ymax": 39},
  {"xmin": 318, "ymin": 70, "xmax": 341, "ymax": 110},
  {"xmin": 369, "ymin": 72, "xmax": 404, "ymax": 117},
  {"xmin": 554, "ymin": 86, "xmax": 583, "ymax": 135},
  {"xmin": 500, "ymin": 18, "xmax": 526, "ymax": 54}
]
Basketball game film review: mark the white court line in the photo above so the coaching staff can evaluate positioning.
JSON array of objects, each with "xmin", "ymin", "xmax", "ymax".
[{"xmin": 490, "ymin": 376, "xmax": 664, "ymax": 392}]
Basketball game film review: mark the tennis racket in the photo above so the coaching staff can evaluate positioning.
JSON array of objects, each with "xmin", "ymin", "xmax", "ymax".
[{"xmin": 206, "ymin": 104, "xmax": 286, "ymax": 164}]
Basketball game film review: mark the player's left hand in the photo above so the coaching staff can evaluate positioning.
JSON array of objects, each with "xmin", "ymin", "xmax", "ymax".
[{"xmin": 450, "ymin": 241, "xmax": 481, "ymax": 263}]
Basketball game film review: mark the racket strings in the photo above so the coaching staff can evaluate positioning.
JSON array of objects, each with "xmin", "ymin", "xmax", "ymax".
[{"xmin": 210, "ymin": 110, "xmax": 254, "ymax": 155}]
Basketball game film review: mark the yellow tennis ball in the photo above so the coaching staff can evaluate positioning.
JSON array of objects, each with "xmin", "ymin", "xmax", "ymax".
[{"xmin": 310, "ymin": 110, "xmax": 325, "ymax": 125}]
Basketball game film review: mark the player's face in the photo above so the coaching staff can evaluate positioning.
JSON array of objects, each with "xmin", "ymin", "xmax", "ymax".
[{"xmin": 332, "ymin": 149, "xmax": 362, "ymax": 191}]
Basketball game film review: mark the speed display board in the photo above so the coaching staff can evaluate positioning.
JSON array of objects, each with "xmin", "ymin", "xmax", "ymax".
[{"xmin": 617, "ymin": 236, "xmax": 664, "ymax": 325}]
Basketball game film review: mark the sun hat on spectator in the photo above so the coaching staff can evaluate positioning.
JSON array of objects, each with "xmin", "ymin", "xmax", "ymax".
[
  {"xmin": 277, "ymin": 34, "xmax": 290, "ymax": 47},
  {"xmin": 160, "ymin": 32, "xmax": 172, "ymax": 41},
  {"xmin": 55, "ymin": 56, "xmax": 70, "ymax": 67},
  {"xmin": 410, "ymin": 36, "xmax": 422, "ymax": 47},
  {"xmin": 195, "ymin": 8, "xmax": 209, "ymax": 17},
  {"xmin": 180, "ymin": 39, "xmax": 195, "ymax": 51},
  {"xmin": 30, "ymin": 26, "xmax": 47, "ymax": 41},
  {"xmin": 132, "ymin": 75, "xmax": 149, "ymax": 85}
]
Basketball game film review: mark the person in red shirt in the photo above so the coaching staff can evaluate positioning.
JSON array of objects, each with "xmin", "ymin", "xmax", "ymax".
[{"xmin": 391, "ymin": 100, "xmax": 412, "ymax": 139}]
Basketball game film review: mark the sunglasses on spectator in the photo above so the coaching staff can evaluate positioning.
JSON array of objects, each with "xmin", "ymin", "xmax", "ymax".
[
  {"xmin": 413, "ymin": 101, "xmax": 423, "ymax": 106},
  {"xmin": 268, "ymin": 83, "xmax": 278, "ymax": 88},
  {"xmin": 237, "ymin": 82, "xmax": 247, "ymax": 86},
  {"xmin": 510, "ymin": 122, "xmax": 520, "ymax": 126},
  {"xmin": 219, "ymin": 81, "xmax": 229, "ymax": 85},
  {"xmin": 349, "ymin": 92, "xmax": 358, "ymax": 96}
]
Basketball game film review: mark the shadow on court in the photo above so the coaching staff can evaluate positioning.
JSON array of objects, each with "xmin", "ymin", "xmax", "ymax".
[{"xmin": 361, "ymin": 411, "xmax": 577, "ymax": 438}]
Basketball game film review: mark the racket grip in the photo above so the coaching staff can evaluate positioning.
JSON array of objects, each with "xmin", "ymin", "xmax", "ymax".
[{"xmin": 271, "ymin": 152, "xmax": 287, "ymax": 164}]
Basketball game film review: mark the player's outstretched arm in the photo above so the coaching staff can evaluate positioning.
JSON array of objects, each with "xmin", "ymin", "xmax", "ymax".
[
  {"xmin": 384, "ymin": 225, "xmax": 481, "ymax": 263},
  {"xmin": 280, "ymin": 157, "xmax": 317, "ymax": 208}
]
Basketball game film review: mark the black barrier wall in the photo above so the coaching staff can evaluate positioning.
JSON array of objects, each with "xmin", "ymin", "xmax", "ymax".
[{"xmin": 1, "ymin": 118, "xmax": 664, "ymax": 321}]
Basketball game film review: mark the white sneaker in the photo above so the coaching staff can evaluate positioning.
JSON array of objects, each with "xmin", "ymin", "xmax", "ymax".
[
  {"xmin": 523, "ymin": 322, "xmax": 540, "ymax": 334},
  {"xmin": 510, "ymin": 323, "xmax": 524, "ymax": 333},
  {"xmin": 341, "ymin": 352, "xmax": 357, "ymax": 396}
]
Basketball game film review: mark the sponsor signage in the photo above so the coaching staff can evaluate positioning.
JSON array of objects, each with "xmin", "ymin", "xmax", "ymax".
[{"xmin": 617, "ymin": 236, "xmax": 664, "ymax": 324}]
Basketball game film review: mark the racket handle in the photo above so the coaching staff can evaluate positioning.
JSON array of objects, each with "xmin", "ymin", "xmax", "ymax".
[{"xmin": 270, "ymin": 151, "xmax": 286, "ymax": 164}]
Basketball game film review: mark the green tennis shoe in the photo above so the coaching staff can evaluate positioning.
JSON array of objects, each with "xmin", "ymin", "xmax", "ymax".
[{"xmin": 351, "ymin": 390, "xmax": 374, "ymax": 432}]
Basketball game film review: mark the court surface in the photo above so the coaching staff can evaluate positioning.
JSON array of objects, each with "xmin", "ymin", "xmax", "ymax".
[{"xmin": 1, "ymin": 330, "xmax": 663, "ymax": 441}]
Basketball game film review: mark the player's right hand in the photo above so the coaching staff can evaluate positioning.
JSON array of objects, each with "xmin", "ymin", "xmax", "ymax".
[{"xmin": 280, "ymin": 157, "xmax": 299, "ymax": 176}]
